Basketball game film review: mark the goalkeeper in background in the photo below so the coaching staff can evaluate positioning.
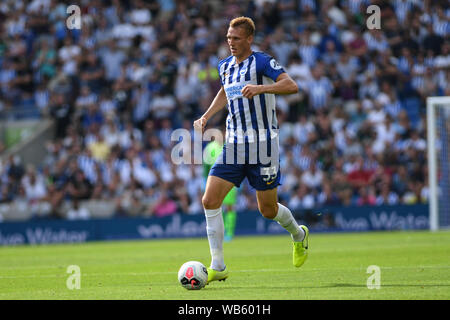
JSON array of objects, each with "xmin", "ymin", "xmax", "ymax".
[{"xmin": 203, "ymin": 135, "xmax": 238, "ymax": 242}]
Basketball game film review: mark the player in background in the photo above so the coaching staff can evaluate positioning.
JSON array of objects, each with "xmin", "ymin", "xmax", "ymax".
[
  {"xmin": 194, "ymin": 17, "xmax": 309, "ymax": 284},
  {"xmin": 203, "ymin": 132, "xmax": 238, "ymax": 243}
]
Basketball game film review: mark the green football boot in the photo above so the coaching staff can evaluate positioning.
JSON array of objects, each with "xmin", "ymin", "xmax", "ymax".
[
  {"xmin": 293, "ymin": 225, "xmax": 309, "ymax": 268},
  {"xmin": 206, "ymin": 266, "xmax": 229, "ymax": 284}
]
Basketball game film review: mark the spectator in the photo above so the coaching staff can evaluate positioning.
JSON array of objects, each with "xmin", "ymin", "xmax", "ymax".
[
  {"xmin": 150, "ymin": 89, "xmax": 176, "ymax": 122},
  {"xmin": 289, "ymin": 184, "xmax": 316, "ymax": 210},
  {"xmin": 101, "ymin": 40, "xmax": 126, "ymax": 82},
  {"xmin": 88, "ymin": 132, "xmax": 111, "ymax": 162},
  {"xmin": 21, "ymin": 166, "xmax": 47, "ymax": 204},
  {"xmin": 303, "ymin": 65, "xmax": 333, "ymax": 112},
  {"xmin": 347, "ymin": 156, "xmax": 375, "ymax": 189},
  {"xmin": 58, "ymin": 36, "xmax": 81, "ymax": 76},
  {"xmin": 301, "ymin": 162, "xmax": 323, "ymax": 191},
  {"xmin": 355, "ymin": 186, "xmax": 377, "ymax": 206},
  {"xmin": 372, "ymin": 116, "xmax": 397, "ymax": 154},
  {"xmin": 152, "ymin": 188, "xmax": 178, "ymax": 218},
  {"xmin": 76, "ymin": 86, "xmax": 98, "ymax": 114},
  {"xmin": 376, "ymin": 183, "xmax": 400, "ymax": 205},
  {"xmin": 286, "ymin": 52, "xmax": 312, "ymax": 91},
  {"xmin": 80, "ymin": 52, "xmax": 105, "ymax": 93},
  {"xmin": 67, "ymin": 199, "xmax": 90, "ymax": 220},
  {"xmin": 317, "ymin": 182, "xmax": 341, "ymax": 206}
]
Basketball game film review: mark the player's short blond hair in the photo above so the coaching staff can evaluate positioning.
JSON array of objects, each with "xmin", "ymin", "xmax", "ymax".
[{"xmin": 229, "ymin": 16, "xmax": 255, "ymax": 37}]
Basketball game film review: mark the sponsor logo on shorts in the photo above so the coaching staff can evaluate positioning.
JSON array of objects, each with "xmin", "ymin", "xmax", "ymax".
[{"xmin": 261, "ymin": 166, "xmax": 277, "ymax": 185}]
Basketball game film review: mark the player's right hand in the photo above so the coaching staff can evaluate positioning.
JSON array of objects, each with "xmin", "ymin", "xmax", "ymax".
[{"xmin": 193, "ymin": 116, "xmax": 207, "ymax": 132}]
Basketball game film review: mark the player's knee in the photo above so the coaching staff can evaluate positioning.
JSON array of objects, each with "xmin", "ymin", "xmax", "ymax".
[
  {"xmin": 259, "ymin": 203, "xmax": 277, "ymax": 219},
  {"xmin": 202, "ymin": 195, "xmax": 221, "ymax": 210}
]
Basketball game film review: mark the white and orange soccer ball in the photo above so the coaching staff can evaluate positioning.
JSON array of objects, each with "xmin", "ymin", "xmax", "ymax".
[{"xmin": 177, "ymin": 261, "xmax": 208, "ymax": 290}]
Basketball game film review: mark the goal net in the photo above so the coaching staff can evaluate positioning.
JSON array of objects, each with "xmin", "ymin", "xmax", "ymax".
[{"xmin": 427, "ymin": 97, "xmax": 450, "ymax": 231}]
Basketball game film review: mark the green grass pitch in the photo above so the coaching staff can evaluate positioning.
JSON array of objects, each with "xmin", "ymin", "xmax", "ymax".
[{"xmin": 0, "ymin": 230, "xmax": 449, "ymax": 300}]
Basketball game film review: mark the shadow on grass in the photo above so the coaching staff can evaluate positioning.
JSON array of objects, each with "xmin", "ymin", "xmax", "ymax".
[
  {"xmin": 327, "ymin": 283, "xmax": 450, "ymax": 288},
  {"xmin": 205, "ymin": 283, "xmax": 450, "ymax": 290}
]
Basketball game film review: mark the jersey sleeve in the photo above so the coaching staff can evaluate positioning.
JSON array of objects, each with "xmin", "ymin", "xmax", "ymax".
[
  {"xmin": 262, "ymin": 54, "xmax": 285, "ymax": 82},
  {"xmin": 217, "ymin": 62, "xmax": 224, "ymax": 86},
  {"xmin": 218, "ymin": 57, "xmax": 231, "ymax": 86}
]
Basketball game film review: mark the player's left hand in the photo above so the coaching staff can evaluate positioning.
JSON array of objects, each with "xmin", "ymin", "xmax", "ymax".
[{"xmin": 241, "ymin": 84, "xmax": 263, "ymax": 99}]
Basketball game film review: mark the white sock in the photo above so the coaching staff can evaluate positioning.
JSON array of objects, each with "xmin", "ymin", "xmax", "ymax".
[
  {"xmin": 273, "ymin": 203, "xmax": 305, "ymax": 242},
  {"xmin": 204, "ymin": 207, "xmax": 225, "ymax": 271}
]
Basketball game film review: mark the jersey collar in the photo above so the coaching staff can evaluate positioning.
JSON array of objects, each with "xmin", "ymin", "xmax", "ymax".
[{"xmin": 233, "ymin": 51, "xmax": 254, "ymax": 66}]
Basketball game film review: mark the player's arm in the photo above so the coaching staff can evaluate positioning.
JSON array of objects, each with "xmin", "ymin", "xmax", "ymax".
[
  {"xmin": 241, "ymin": 72, "xmax": 298, "ymax": 99},
  {"xmin": 193, "ymin": 86, "xmax": 227, "ymax": 132}
]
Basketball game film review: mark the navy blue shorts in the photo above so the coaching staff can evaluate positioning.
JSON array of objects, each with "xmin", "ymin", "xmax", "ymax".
[{"xmin": 209, "ymin": 161, "xmax": 281, "ymax": 191}]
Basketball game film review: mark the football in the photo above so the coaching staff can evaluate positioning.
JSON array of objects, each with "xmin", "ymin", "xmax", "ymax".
[{"xmin": 178, "ymin": 261, "xmax": 208, "ymax": 290}]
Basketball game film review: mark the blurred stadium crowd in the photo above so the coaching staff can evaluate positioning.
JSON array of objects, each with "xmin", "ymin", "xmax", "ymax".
[{"xmin": 0, "ymin": 0, "xmax": 449, "ymax": 221}]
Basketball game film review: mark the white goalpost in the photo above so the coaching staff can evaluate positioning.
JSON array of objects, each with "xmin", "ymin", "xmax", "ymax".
[{"xmin": 427, "ymin": 96, "xmax": 450, "ymax": 231}]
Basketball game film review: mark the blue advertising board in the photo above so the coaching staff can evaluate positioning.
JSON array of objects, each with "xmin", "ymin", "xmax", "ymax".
[{"xmin": 0, "ymin": 204, "xmax": 429, "ymax": 245}]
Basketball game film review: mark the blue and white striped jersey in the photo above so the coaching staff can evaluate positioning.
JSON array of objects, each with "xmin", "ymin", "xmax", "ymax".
[{"xmin": 218, "ymin": 51, "xmax": 285, "ymax": 145}]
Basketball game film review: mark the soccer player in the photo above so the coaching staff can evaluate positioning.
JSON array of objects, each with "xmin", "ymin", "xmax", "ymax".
[{"xmin": 193, "ymin": 17, "xmax": 309, "ymax": 284}]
